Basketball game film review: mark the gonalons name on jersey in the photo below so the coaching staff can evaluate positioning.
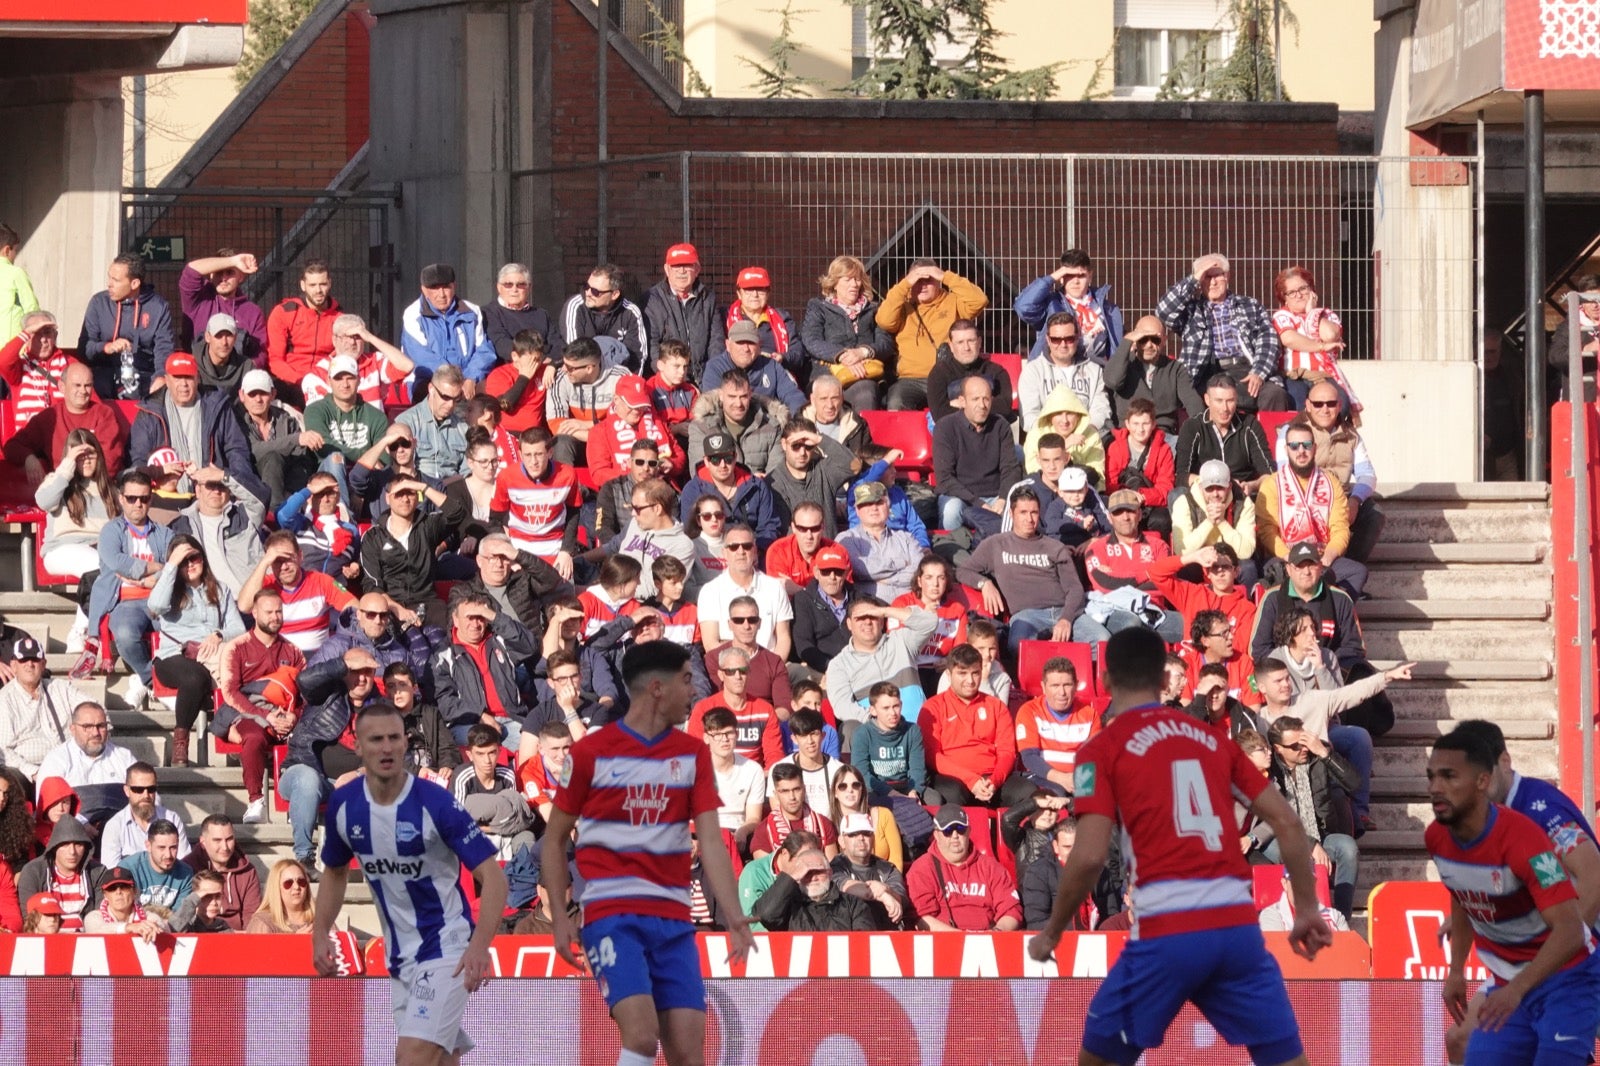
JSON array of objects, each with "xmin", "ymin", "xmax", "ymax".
[{"xmin": 1125, "ymin": 718, "xmax": 1220, "ymax": 757}]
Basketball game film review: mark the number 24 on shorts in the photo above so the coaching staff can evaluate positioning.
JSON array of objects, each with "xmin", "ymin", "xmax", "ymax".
[{"xmin": 585, "ymin": 936, "xmax": 619, "ymax": 974}]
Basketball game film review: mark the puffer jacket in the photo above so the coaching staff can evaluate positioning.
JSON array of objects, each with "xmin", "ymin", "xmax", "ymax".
[
  {"xmin": 401, "ymin": 296, "xmax": 498, "ymax": 382},
  {"xmin": 644, "ymin": 279, "xmax": 725, "ymax": 380},
  {"xmin": 308, "ymin": 607, "xmax": 436, "ymax": 691},
  {"xmin": 677, "ymin": 463, "xmax": 784, "ymax": 549},
  {"xmin": 282, "ymin": 657, "xmax": 360, "ymax": 773},
  {"xmin": 430, "ymin": 613, "xmax": 538, "ymax": 727},
  {"xmin": 1014, "ymin": 276, "xmax": 1125, "ymax": 364},
  {"xmin": 128, "ymin": 389, "xmax": 270, "ymax": 507},
  {"xmin": 685, "ymin": 391, "xmax": 789, "ymax": 475}
]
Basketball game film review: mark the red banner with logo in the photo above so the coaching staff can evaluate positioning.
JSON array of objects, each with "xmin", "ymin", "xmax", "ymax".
[{"xmin": 1368, "ymin": 880, "xmax": 1489, "ymax": 981}]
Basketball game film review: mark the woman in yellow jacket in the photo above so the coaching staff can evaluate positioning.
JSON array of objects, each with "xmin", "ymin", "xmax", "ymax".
[{"xmin": 875, "ymin": 261, "xmax": 988, "ymax": 411}]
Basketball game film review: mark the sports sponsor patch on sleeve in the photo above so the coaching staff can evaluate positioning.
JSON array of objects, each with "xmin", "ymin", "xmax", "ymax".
[
  {"xmin": 1531, "ymin": 851, "xmax": 1569, "ymax": 889},
  {"xmin": 1551, "ymin": 823, "xmax": 1584, "ymax": 856},
  {"xmin": 1074, "ymin": 762, "xmax": 1096, "ymax": 798}
]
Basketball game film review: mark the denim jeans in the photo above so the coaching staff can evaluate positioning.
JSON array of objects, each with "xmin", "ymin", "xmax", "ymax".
[
  {"xmin": 939, "ymin": 494, "xmax": 997, "ymax": 532},
  {"xmin": 108, "ymin": 599, "xmax": 155, "ymax": 683},
  {"xmin": 1329, "ymin": 723, "xmax": 1373, "ymax": 821},
  {"xmin": 279, "ymin": 762, "xmax": 331, "ymax": 861},
  {"xmin": 318, "ymin": 454, "xmax": 351, "ymax": 511},
  {"xmin": 1072, "ymin": 607, "xmax": 1186, "ymax": 645},
  {"xmin": 1007, "ymin": 606, "xmax": 1066, "ymax": 654},
  {"xmin": 1263, "ymin": 832, "xmax": 1359, "ymax": 916}
]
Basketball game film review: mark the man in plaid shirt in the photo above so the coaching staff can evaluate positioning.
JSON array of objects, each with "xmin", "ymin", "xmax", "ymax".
[{"xmin": 1157, "ymin": 254, "xmax": 1293, "ymax": 414}]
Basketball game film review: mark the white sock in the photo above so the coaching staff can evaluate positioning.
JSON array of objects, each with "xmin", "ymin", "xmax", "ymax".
[{"xmin": 617, "ymin": 1050, "xmax": 654, "ymax": 1066}]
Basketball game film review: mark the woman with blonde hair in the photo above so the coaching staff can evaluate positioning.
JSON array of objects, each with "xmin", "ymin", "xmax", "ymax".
[
  {"xmin": 246, "ymin": 857, "xmax": 317, "ymax": 933},
  {"xmin": 828, "ymin": 762, "xmax": 904, "ymax": 871},
  {"xmin": 801, "ymin": 255, "xmax": 893, "ymax": 411},
  {"xmin": 36, "ymin": 428, "xmax": 117, "ymax": 652}
]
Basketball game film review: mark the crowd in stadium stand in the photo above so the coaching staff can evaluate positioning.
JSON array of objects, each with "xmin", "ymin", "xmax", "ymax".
[{"xmin": 0, "ymin": 228, "xmax": 1415, "ymax": 933}]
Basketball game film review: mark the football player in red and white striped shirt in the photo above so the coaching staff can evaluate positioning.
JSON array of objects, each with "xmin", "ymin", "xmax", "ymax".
[
  {"xmin": 543, "ymin": 641, "xmax": 753, "ymax": 1066},
  {"xmin": 1030, "ymin": 627, "xmax": 1331, "ymax": 1066}
]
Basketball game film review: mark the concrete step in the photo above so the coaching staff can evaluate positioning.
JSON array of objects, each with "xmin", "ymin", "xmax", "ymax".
[
  {"xmin": 1360, "ymin": 854, "xmax": 1436, "ymax": 887},
  {"xmin": 1363, "ymin": 565, "xmax": 1553, "ymax": 602},
  {"xmin": 1379, "ymin": 716, "xmax": 1554, "ymax": 741},
  {"xmin": 1355, "ymin": 599, "xmax": 1550, "ymax": 622},
  {"xmin": 1366, "ymin": 542, "xmax": 1547, "ymax": 565},
  {"xmin": 1380, "ymin": 509, "xmax": 1549, "ymax": 545},
  {"xmin": 1388, "ymin": 684, "xmax": 1558, "ymax": 721},
  {"xmin": 1357, "ymin": 829, "xmax": 1426, "ymax": 851},
  {"xmin": 1372, "ymin": 741, "xmax": 1558, "ymax": 782},
  {"xmin": 1362, "ymin": 621, "xmax": 1553, "ymax": 662},
  {"xmin": 1373, "ymin": 660, "xmax": 1553, "ymax": 684},
  {"xmin": 1378, "ymin": 481, "xmax": 1550, "ymax": 504}
]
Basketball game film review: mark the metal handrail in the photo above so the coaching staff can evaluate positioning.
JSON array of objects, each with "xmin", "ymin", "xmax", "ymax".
[{"xmin": 1567, "ymin": 290, "xmax": 1597, "ymax": 819}]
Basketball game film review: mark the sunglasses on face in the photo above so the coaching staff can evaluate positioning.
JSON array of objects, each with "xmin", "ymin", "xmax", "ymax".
[
  {"xmin": 123, "ymin": 494, "xmax": 151, "ymax": 504},
  {"xmin": 499, "ymin": 280, "xmax": 529, "ymax": 288},
  {"xmin": 725, "ymin": 543, "xmax": 755, "ymax": 552},
  {"xmin": 1307, "ymin": 400, "xmax": 1340, "ymax": 410},
  {"xmin": 633, "ymin": 458, "xmax": 660, "ymax": 468},
  {"xmin": 1047, "ymin": 334, "xmax": 1076, "ymax": 345},
  {"xmin": 937, "ymin": 825, "xmax": 969, "ymax": 836},
  {"xmin": 281, "ymin": 877, "xmax": 309, "ymax": 889},
  {"xmin": 721, "ymin": 667, "xmax": 750, "ymax": 676},
  {"xmin": 585, "ymin": 285, "xmax": 616, "ymax": 297},
  {"xmin": 835, "ymin": 782, "xmax": 862, "ymax": 791},
  {"xmin": 1285, "ymin": 441, "xmax": 1315, "ymax": 451},
  {"xmin": 707, "ymin": 456, "xmax": 736, "ymax": 466},
  {"xmin": 729, "ymin": 616, "xmax": 759, "ymax": 625},
  {"xmin": 127, "ymin": 785, "xmax": 155, "ymax": 795},
  {"xmin": 817, "ymin": 568, "xmax": 847, "ymax": 577},
  {"xmin": 793, "ymin": 523, "xmax": 822, "ymax": 534}
]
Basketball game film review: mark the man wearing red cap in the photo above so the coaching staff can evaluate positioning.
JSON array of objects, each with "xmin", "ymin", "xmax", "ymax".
[
  {"xmin": 128, "ymin": 352, "xmax": 269, "ymax": 511},
  {"xmin": 792, "ymin": 543, "xmax": 853, "ymax": 675},
  {"xmin": 725, "ymin": 265, "xmax": 808, "ymax": 381},
  {"xmin": 644, "ymin": 243, "xmax": 725, "ymax": 381},
  {"xmin": 585, "ymin": 373, "xmax": 681, "ymax": 485}
]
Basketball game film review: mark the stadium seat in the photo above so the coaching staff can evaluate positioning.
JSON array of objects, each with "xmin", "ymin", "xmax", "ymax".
[
  {"xmin": 1016, "ymin": 640, "xmax": 1098, "ymax": 699},
  {"xmin": 1257, "ymin": 410, "xmax": 1296, "ymax": 442},
  {"xmin": 955, "ymin": 583, "xmax": 994, "ymax": 619},
  {"xmin": 989, "ymin": 353, "xmax": 1022, "ymax": 411},
  {"xmin": 859, "ymin": 410, "xmax": 934, "ymax": 482}
]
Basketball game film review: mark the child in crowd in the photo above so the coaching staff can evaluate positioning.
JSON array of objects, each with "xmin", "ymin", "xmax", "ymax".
[
  {"xmin": 763, "ymin": 679, "xmax": 842, "ymax": 760},
  {"xmin": 938, "ymin": 618, "xmax": 1014, "ymax": 706},
  {"xmin": 169, "ymin": 871, "xmax": 233, "ymax": 933},
  {"xmin": 644, "ymin": 554, "xmax": 700, "ymax": 646},
  {"xmin": 1056, "ymin": 465, "xmax": 1110, "ymax": 550},
  {"xmin": 647, "ymin": 339, "xmax": 700, "ymax": 436}
]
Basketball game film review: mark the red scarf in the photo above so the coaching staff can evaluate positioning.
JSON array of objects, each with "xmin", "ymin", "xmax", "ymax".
[
  {"xmin": 763, "ymin": 806, "xmax": 828, "ymax": 848},
  {"xmin": 726, "ymin": 303, "xmax": 790, "ymax": 353},
  {"xmin": 1277, "ymin": 466, "xmax": 1333, "ymax": 546}
]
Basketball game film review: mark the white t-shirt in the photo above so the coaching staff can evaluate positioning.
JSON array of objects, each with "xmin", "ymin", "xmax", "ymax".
[
  {"xmin": 696, "ymin": 570, "xmax": 793, "ymax": 652},
  {"xmin": 713, "ymin": 755, "xmax": 766, "ymax": 831},
  {"xmin": 767, "ymin": 755, "xmax": 842, "ymax": 815}
]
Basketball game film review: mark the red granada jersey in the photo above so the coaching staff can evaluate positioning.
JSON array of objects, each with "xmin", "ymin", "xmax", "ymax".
[
  {"xmin": 1071, "ymin": 703, "xmax": 1268, "ymax": 939},
  {"xmin": 554, "ymin": 721, "xmax": 720, "ymax": 924},
  {"xmin": 585, "ymin": 411, "xmax": 680, "ymax": 486},
  {"xmin": 687, "ymin": 694, "xmax": 775, "ymax": 766},
  {"xmin": 484, "ymin": 362, "xmax": 549, "ymax": 433},
  {"xmin": 1084, "ymin": 532, "xmax": 1173, "ymax": 606},
  {"xmin": 492, "ymin": 460, "xmax": 582, "ymax": 559},
  {"xmin": 578, "ymin": 586, "xmax": 639, "ymax": 639},
  {"xmin": 1013, "ymin": 697, "xmax": 1101, "ymax": 776},
  {"xmin": 1177, "ymin": 644, "xmax": 1258, "ymax": 705},
  {"xmin": 890, "ymin": 593, "xmax": 968, "ymax": 667},
  {"xmin": 921, "ymin": 690, "xmax": 1016, "ymax": 790},
  {"xmin": 1427, "ymin": 803, "xmax": 1591, "ymax": 983},
  {"xmin": 765, "ymin": 534, "xmax": 837, "ymax": 589}
]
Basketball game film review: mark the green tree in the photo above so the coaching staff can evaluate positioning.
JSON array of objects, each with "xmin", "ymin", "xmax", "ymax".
[
  {"xmin": 847, "ymin": 0, "xmax": 1059, "ymax": 101},
  {"xmin": 741, "ymin": 1, "xmax": 823, "ymax": 98},
  {"xmin": 641, "ymin": 0, "xmax": 712, "ymax": 97},
  {"xmin": 235, "ymin": 0, "xmax": 320, "ymax": 89},
  {"xmin": 1156, "ymin": 0, "xmax": 1300, "ymax": 102}
]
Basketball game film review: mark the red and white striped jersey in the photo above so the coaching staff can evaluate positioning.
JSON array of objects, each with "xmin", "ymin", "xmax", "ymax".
[
  {"xmin": 266, "ymin": 570, "xmax": 355, "ymax": 653},
  {"xmin": 1014, "ymin": 697, "xmax": 1102, "ymax": 776},
  {"xmin": 1427, "ymin": 803, "xmax": 1592, "ymax": 984},
  {"xmin": 491, "ymin": 461, "xmax": 581, "ymax": 560},
  {"xmin": 688, "ymin": 695, "xmax": 776, "ymax": 766},
  {"xmin": 301, "ymin": 351, "xmax": 408, "ymax": 407},
  {"xmin": 3, "ymin": 352, "xmax": 69, "ymax": 431},
  {"xmin": 578, "ymin": 586, "xmax": 638, "ymax": 639},
  {"xmin": 554, "ymin": 721, "xmax": 720, "ymax": 924},
  {"xmin": 1071, "ymin": 703, "xmax": 1268, "ymax": 939}
]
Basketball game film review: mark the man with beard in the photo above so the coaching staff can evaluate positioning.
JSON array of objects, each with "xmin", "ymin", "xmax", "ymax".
[
  {"xmin": 829, "ymin": 813, "xmax": 907, "ymax": 929},
  {"xmin": 100, "ymin": 762, "xmax": 192, "ymax": 869},
  {"xmin": 218, "ymin": 587, "xmax": 305, "ymax": 823},
  {"xmin": 266, "ymin": 259, "xmax": 341, "ymax": 397},
  {"xmin": 1256, "ymin": 419, "xmax": 1366, "ymax": 597}
]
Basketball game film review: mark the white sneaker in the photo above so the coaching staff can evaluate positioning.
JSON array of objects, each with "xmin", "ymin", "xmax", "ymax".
[
  {"xmin": 64, "ymin": 622, "xmax": 88, "ymax": 656},
  {"xmin": 243, "ymin": 797, "xmax": 267, "ymax": 824},
  {"xmin": 123, "ymin": 673, "xmax": 148, "ymax": 710}
]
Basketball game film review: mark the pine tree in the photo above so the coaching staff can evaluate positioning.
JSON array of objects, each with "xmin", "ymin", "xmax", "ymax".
[
  {"xmin": 741, "ymin": 1, "xmax": 823, "ymax": 98},
  {"xmin": 642, "ymin": 0, "xmax": 712, "ymax": 97},
  {"xmin": 847, "ymin": 0, "xmax": 1058, "ymax": 101},
  {"xmin": 235, "ymin": 0, "xmax": 320, "ymax": 88},
  {"xmin": 1156, "ymin": 0, "xmax": 1299, "ymax": 102}
]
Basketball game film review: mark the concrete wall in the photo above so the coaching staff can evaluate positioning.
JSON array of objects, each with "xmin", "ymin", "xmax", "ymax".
[
  {"xmin": 0, "ymin": 76, "xmax": 129, "ymax": 344},
  {"xmin": 124, "ymin": 68, "xmax": 239, "ymax": 187},
  {"xmin": 1345, "ymin": 360, "xmax": 1480, "ymax": 482}
]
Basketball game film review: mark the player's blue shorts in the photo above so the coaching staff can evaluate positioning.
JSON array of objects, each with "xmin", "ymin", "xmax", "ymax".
[
  {"xmin": 1467, "ymin": 950, "xmax": 1600, "ymax": 1066},
  {"xmin": 1082, "ymin": 924, "xmax": 1302, "ymax": 1066},
  {"xmin": 581, "ymin": 913, "xmax": 705, "ymax": 1014}
]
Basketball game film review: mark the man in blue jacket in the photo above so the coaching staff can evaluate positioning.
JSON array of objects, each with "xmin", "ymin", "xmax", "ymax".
[
  {"xmin": 1014, "ymin": 249, "xmax": 1124, "ymax": 365},
  {"xmin": 400, "ymin": 263, "xmax": 498, "ymax": 394},
  {"xmin": 128, "ymin": 353, "xmax": 269, "ymax": 510},
  {"xmin": 86, "ymin": 472, "xmax": 175, "ymax": 708},
  {"xmin": 78, "ymin": 253, "xmax": 176, "ymax": 400}
]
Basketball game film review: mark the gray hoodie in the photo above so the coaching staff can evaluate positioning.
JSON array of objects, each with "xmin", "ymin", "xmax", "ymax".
[
  {"xmin": 611, "ymin": 519, "xmax": 708, "ymax": 599},
  {"xmin": 16, "ymin": 816, "xmax": 108, "ymax": 917},
  {"xmin": 824, "ymin": 608, "xmax": 937, "ymax": 725}
]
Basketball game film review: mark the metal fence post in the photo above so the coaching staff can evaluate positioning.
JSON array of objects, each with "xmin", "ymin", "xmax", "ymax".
[
  {"xmin": 1570, "ymin": 291, "xmax": 1595, "ymax": 820},
  {"xmin": 681, "ymin": 151, "xmax": 691, "ymax": 244}
]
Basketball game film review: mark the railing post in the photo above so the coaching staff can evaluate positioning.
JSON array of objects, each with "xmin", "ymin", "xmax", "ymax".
[{"xmin": 1569, "ymin": 291, "xmax": 1595, "ymax": 819}]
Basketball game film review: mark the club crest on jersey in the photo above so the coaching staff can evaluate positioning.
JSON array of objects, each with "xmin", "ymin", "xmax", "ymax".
[
  {"xmin": 1489, "ymin": 868, "xmax": 1504, "ymax": 894},
  {"xmin": 622, "ymin": 783, "xmax": 670, "ymax": 825},
  {"xmin": 395, "ymin": 822, "xmax": 421, "ymax": 844},
  {"xmin": 1074, "ymin": 763, "xmax": 1096, "ymax": 798},
  {"xmin": 1532, "ymin": 851, "xmax": 1568, "ymax": 889},
  {"xmin": 1553, "ymin": 823, "xmax": 1584, "ymax": 855}
]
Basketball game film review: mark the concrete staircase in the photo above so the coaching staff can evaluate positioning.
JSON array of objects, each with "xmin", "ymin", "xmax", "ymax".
[
  {"xmin": 1355, "ymin": 482, "xmax": 1557, "ymax": 894},
  {"xmin": 1, "ymin": 591, "xmax": 383, "ymax": 935}
]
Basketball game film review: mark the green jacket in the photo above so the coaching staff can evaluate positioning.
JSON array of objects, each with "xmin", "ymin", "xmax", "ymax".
[{"xmin": 0, "ymin": 258, "xmax": 39, "ymax": 341}]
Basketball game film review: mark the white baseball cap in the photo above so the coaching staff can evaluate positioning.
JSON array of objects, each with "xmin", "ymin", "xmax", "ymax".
[
  {"xmin": 239, "ymin": 369, "xmax": 274, "ymax": 396},
  {"xmin": 328, "ymin": 355, "xmax": 360, "ymax": 379}
]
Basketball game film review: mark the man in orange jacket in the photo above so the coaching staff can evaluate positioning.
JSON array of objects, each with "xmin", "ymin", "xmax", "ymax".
[
  {"xmin": 1012, "ymin": 656, "xmax": 1102, "ymax": 803},
  {"xmin": 919, "ymin": 644, "xmax": 1017, "ymax": 808},
  {"xmin": 266, "ymin": 260, "xmax": 341, "ymax": 396}
]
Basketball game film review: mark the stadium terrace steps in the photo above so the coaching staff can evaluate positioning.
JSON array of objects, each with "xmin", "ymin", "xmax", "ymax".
[{"xmin": 1354, "ymin": 482, "xmax": 1556, "ymax": 895}]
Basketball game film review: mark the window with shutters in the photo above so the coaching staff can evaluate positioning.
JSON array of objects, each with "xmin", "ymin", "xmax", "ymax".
[{"xmin": 1112, "ymin": 0, "xmax": 1232, "ymax": 98}]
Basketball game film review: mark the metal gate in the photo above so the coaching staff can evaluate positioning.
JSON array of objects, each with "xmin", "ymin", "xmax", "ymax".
[{"xmin": 120, "ymin": 187, "xmax": 401, "ymax": 343}]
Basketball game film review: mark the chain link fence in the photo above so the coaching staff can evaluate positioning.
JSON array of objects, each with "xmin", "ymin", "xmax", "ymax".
[{"xmin": 121, "ymin": 188, "xmax": 402, "ymax": 346}]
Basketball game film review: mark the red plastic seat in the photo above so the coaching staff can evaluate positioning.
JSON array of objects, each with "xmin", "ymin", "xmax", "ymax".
[
  {"xmin": 1016, "ymin": 640, "xmax": 1098, "ymax": 699},
  {"xmin": 989, "ymin": 353, "xmax": 1022, "ymax": 411},
  {"xmin": 859, "ymin": 410, "xmax": 934, "ymax": 482}
]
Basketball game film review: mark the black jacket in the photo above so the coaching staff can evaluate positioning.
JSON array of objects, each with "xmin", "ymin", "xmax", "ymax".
[
  {"xmin": 129, "ymin": 389, "xmax": 271, "ymax": 508},
  {"xmin": 925, "ymin": 354, "xmax": 1015, "ymax": 425},
  {"xmin": 644, "ymin": 280, "xmax": 725, "ymax": 380},
  {"xmin": 283, "ymin": 657, "xmax": 360, "ymax": 773},
  {"xmin": 360, "ymin": 512, "xmax": 452, "ymax": 608},
  {"xmin": 1266, "ymin": 749, "xmax": 1361, "ymax": 842},
  {"xmin": 1103, "ymin": 337, "xmax": 1205, "ymax": 433},
  {"xmin": 792, "ymin": 582, "xmax": 851, "ymax": 673},
  {"xmin": 752, "ymin": 871, "xmax": 882, "ymax": 931},
  {"xmin": 459, "ymin": 550, "xmax": 573, "ymax": 641},
  {"xmin": 1000, "ymin": 798, "xmax": 1055, "ymax": 873},
  {"xmin": 1249, "ymin": 582, "xmax": 1367, "ymax": 669},
  {"xmin": 431, "ymin": 613, "xmax": 539, "ymax": 727},
  {"xmin": 1173, "ymin": 412, "xmax": 1275, "ymax": 485},
  {"xmin": 800, "ymin": 298, "xmax": 896, "ymax": 368},
  {"xmin": 482, "ymin": 301, "xmax": 554, "ymax": 361},
  {"xmin": 932, "ymin": 410, "xmax": 1024, "ymax": 505},
  {"xmin": 405, "ymin": 701, "xmax": 463, "ymax": 774},
  {"xmin": 594, "ymin": 474, "xmax": 637, "ymax": 542}
]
